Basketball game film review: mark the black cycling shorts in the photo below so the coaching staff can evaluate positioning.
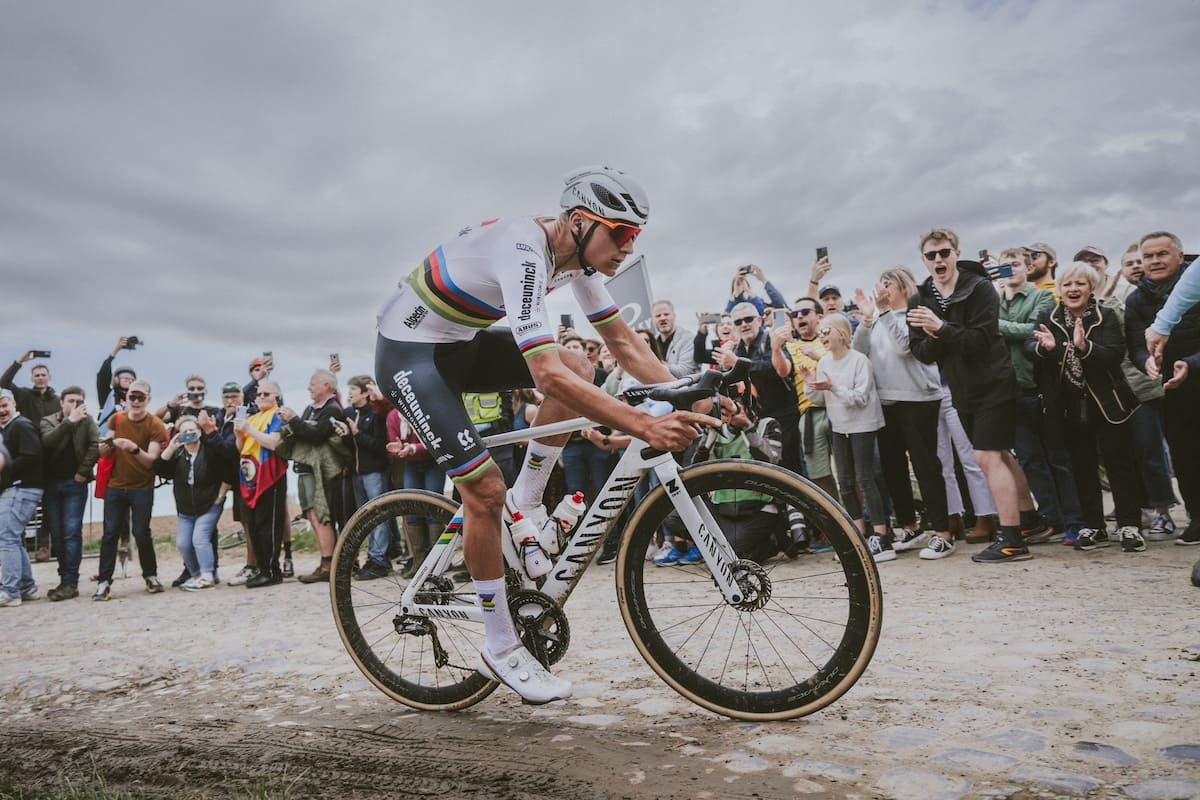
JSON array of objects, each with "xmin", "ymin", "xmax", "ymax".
[{"xmin": 375, "ymin": 329, "xmax": 533, "ymax": 484}]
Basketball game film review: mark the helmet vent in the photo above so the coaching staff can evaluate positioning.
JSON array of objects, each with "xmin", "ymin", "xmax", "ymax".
[{"xmin": 590, "ymin": 182, "xmax": 627, "ymax": 212}]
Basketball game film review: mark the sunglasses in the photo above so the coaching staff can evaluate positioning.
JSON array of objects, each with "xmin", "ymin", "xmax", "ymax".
[
  {"xmin": 733, "ymin": 316, "xmax": 758, "ymax": 326},
  {"xmin": 576, "ymin": 209, "xmax": 641, "ymax": 247},
  {"xmin": 187, "ymin": 386, "xmax": 205, "ymax": 392},
  {"xmin": 257, "ymin": 391, "xmax": 275, "ymax": 397},
  {"xmin": 922, "ymin": 248, "xmax": 954, "ymax": 261},
  {"xmin": 127, "ymin": 393, "xmax": 148, "ymax": 402},
  {"xmin": 793, "ymin": 308, "xmax": 814, "ymax": 317},
  {"xmin": 818, "ymin": 328, "xmax": 832, "ymax": 336}
]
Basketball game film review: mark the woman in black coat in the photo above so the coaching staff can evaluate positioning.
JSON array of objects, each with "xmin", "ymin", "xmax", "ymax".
[
  {"xmin": 1027, "ymin": 262, "xmax": 1145, "ymax": 553},
  {"xmin": 155, "ymin": 416, "xmax": 229, "ymax": 590}
]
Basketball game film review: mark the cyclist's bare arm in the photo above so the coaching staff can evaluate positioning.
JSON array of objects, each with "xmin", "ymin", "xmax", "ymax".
[
  {"xmin": 595, "ymin": 316, "xmax": 675, "ymax": 385},
  {"xmin": 525, "ymin": 349, "xmax": 713, "ymax": 452}
]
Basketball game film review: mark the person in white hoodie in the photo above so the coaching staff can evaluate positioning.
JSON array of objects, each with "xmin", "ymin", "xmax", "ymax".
[
  {"xmin": 853, "ymin": 268, "xmax": 955, "ymax": 560},
  {"xmin": 799, "ymin": 315, "xmax": 892, "ymax": 563}
]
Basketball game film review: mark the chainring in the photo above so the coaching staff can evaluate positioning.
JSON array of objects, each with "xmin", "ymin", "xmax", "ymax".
[{"xmin": 508, "ymin": 589, "xmax": 570, "ymax": 667}]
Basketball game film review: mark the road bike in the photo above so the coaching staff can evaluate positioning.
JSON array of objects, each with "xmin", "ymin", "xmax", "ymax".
[{"xmin": 329, "ymin": 363, "xmax": 882, "ymax": 721}]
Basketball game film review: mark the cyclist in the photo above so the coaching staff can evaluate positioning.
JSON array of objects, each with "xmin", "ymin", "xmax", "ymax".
[{"xmin": 375, "ymin": 166, "xmax": 713, "ymax": 704}]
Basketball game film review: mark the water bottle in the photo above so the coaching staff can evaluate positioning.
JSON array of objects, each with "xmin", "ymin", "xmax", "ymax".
[
  {"xmin": 509, "ymin": 512, "xmax": 551, "ymax": 579},
  {"xmin": 541, "ymin": 491, "xmax": 586, "ymax": 554}
]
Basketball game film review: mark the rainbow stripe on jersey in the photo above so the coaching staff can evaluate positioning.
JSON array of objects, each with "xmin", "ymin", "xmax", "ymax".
[{"xmin": 407, "ymin": 247, "xmax": 506, "ymax": 328}]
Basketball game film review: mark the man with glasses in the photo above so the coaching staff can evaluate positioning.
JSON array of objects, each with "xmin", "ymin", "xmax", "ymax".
[
  {"xmin": 715, "ymin": 302, "xmax": 804, "ymax": 480},
  {"xmin": 93, "ymin": 379, "xmax": 169, "ymax": 600},
  {"xmin": 156, "ymin": 375, "xmax": 220, "ymax": 426},
  {"xmin": 775, "ymin": 297, "xmax": 838, "ymax": 500},
  {"xmin": 200, "ymin": 382, "xmax": 259, "ymax": 582},
  {"xmin": 909, "ymin": 229, "xmax": 1044, "ymax": 564},
  {"xmin": 997, "ymin": 247, "xmax": 1078, "ymax": 544},
  {"xmin": 374, "ymin": 166, "xmax": 708, "ymax": 704},
  {"xmin": 1027, "ymin": 242, "xmax": 1059, "ymax": 299}
]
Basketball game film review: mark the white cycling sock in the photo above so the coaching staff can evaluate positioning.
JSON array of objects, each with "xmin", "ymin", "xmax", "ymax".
[
  {"xmin": 474, "ymin": 577, "xmax": 521, "ymax": 656},
  {"xmin": 511, "ymin": 443, "xmax": 564, "ymax": 509}
]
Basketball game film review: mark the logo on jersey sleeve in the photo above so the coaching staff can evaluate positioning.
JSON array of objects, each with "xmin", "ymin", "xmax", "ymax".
[{"xmin": 403, "ymin": 305, "xmax": 428, "ymax": 329}]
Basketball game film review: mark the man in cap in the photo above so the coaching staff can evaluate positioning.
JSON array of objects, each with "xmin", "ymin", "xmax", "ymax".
[
  {"xmin": 818, "ymin": 285, "xmax": 845, "ymax": 317},
  {"xmin": 1027, "ymin": 242, "xmax": 1059, "ymax": 298},
  {"xmin": 93, "ymin": 379, "xmax": 169, "ymax": 600}
]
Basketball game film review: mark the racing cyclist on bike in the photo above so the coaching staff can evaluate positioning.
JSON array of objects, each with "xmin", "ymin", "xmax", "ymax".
[{"xmin": 375, "ymin": 166, "xmax": 712, "ymax": 704}]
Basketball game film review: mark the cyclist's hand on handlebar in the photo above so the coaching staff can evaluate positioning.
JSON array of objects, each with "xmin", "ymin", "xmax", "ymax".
[{"xmin": 643, "ymin": 411, "xmax": 718, "ymax": 451}]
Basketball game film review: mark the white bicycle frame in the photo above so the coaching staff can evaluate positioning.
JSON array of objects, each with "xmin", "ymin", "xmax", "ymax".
[{"xmin": 395, "ymin": 416, "xmax": 748, "ymax": 623}]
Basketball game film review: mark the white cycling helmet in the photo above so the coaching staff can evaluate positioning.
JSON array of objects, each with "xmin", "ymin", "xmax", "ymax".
[{"xmin": 560, "ymin": 165, "xmax": 649, "ymax": 226}]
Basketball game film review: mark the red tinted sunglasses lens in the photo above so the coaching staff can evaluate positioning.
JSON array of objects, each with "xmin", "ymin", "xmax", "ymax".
[{"xmin": 611, "ymin": 224, "xmax": 640, "ymax": 247}]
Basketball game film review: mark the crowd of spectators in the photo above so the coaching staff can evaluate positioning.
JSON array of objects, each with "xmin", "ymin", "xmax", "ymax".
[{"xmin": 2, "ymin": 227, "xmax": 1199, "ymax": 607}]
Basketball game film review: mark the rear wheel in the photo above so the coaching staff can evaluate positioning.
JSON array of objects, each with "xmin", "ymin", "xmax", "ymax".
[
  {"xmin": 616, "ymin": 460, "xmax": 882, "ymax": 720},
  {"xmin": 330, "ymin": 490, "xmax": 497, "ymax": 711}
]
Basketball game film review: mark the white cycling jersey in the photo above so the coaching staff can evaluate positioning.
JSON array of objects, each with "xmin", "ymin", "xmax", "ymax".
[{"xmin": 376, "ymin": 217, "xmax": 622, "ymax": 358}]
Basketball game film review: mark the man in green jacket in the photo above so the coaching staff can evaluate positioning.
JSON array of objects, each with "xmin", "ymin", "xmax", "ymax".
[
  {"xmin": 39, "ymin": 387, "xmax": 100, "ymax": 600},
  {"xmin": 998, "ymin": 247, "xmax": 1085, "ymax": 545}
]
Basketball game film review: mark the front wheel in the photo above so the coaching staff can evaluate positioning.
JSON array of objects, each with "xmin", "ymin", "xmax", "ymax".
[
  {"xmin": 616, "ymin": 460, "xmax": 882, "ymax": 720},
  {"xmin": 330, "ymin": 489, "xmax": 497, "ymax": 712}
]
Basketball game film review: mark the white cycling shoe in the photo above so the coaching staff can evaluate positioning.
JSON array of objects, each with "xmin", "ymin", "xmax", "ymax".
[{"xmin": 478, "ymin": 645, "xmax": 572, "ymax": 705}]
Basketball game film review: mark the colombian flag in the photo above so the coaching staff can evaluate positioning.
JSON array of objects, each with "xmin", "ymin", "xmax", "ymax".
[{"xmin": 239, "ymin": 408, "xmax": 286, "ymax": 508}]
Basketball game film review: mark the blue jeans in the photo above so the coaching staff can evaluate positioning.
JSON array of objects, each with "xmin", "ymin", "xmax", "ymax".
[
  {"xmin": 177, "ymin": 503, "xmax": 223, "ymax": 579},
  {"xmin": 562, "ymin": 439, "xmax": 614, "ymax": 501},
  {"xmin": 403, "ymin": 460, "xmax": 447, "ymax": 524},
  {"xmin": 42, "ymin": 478, "xmax": 88, "ymax": 586},
  {"xmin": 1130, "ymin": 400, "xmax": 1178, "ymax": 509},
  {"xmin": 1013, "ymin": 393, "xmax": 1084, "ymax": 529},
  {"xmin": 99, "ymin": 487, "xmax": 156, "ymax": 583},
  {"xmin": 0, "ymin": 487, "xmax": 43, "ymax": 598},
  {"xmin": 352, "ymin": 471, "xmax": 394, "ymax": 565}
]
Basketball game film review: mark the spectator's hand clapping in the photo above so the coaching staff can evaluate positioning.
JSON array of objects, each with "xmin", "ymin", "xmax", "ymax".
[
  {"xmin": 854, "ymin": 288, "xmax": 876, "ymax": 320},
  {"xmin": 907, "ymin": 305, "xmax": 944, "ymax": 335},
  {"xmin": 1032, "ymin": 324, "xmax": 1057, "ymax": 352},
  {"xmin": 1163, "ymin": 360, "xmax": 1189, "ymax": 390},
  {"xmin": 277, "ymin": 407, "xmax": 297, "ymax": 423},
  {"xmin": 1072, "ymin": 317, "xmax": 1087, "ymax": 351}
]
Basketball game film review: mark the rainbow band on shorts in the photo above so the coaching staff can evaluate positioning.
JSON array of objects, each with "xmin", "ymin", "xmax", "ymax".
[
  {"xmin": 446, "ymin": 451, "xmax": 494, "ymax": 484},
  {"xmin": 407, "ymin": 247, "xmax": 506, "ymax": 328},
  {"xmin": 587, "ymin": 305, "xmax": 621, "ymax": 328}
]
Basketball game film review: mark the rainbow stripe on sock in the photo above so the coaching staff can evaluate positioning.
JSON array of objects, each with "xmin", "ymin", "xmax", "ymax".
[{"xmin": 478, "ymin": 592, "xmax": 496, "ymax": 611}]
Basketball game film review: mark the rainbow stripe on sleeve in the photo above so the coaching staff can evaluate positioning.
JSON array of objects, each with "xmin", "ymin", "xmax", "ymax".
[
  {"xmin": 518, "ymin": 335, "xmax": 557, "ymax": 359},
  {"xmin": 445, "ymin": 451, "xmax": 494, "ymax": 484},
  {"xmin": 587, "ymin": 305, "xmax": 622, "ymax": 328},
  {"xmin": 407, "ymin": 247, "xmax": 505, "ymax": 328}
]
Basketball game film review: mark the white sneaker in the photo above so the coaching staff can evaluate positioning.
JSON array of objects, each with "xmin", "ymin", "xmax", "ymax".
[
  {"xmin": 20, "ymin": 586, "xmax": 39, "ymax": 602},
  {"xmin": 1119, "ymin": 526, "xmax": 1147, "ymax": 553},
  {"xmin": 478, "ymin": 645, "xmax": 572, "ymax": 705},
  {"xmin": 181, "ymin": 576, "xmax": 216, "ymax": 592},
  {"xmin": 0, "ymin": 592, "xmax": 21, "ymax": 607},
  {"xmin": 919, "ymin": 536, "xmax": 956, "ymax": 560},
  {"xmin": 867, "ymin": 534, "xmax": 896, "ymax": 563},
  {"xmin": 227, "ymin": 566, "xmax": 258, "ymax": 587},
  {"xmin": 1145, "ymin": 512, "xmax": 1176, "ymax": 542},
  {"xmin": 649, "ymin": 543, "xmax": 674, "ymax": 562},
  {"xmin": 892, "ymin": 528, "xmax": 931, "ymax": 552}
]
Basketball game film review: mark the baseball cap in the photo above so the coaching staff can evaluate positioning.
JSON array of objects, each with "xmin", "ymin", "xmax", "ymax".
[
  {"xmin": 221, "ymin": 381, "xmax": 242, "ymax": 395},
  {"xmin": 113, "ymin": 366, "xmax": 137, "ymax": 379},
  {"xmin": 818, "ymin": 285, "xmax": 841, "ymax": 299},
  {"xmin": 1072, "ymin": 245, "xmax": 1107, "ymax": 262},
  {"xmin": 1028, "ymin": 242, "xmax": 1057, "ymax": 261},
  {"xmin": 248, "ymin": 358, "xmax": 264, "ymax": 374}
]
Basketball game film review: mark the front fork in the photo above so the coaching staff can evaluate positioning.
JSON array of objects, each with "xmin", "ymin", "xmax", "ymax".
[{"xmin": 652, "ymin": 458, "xmax": 747, "ymax": 606}]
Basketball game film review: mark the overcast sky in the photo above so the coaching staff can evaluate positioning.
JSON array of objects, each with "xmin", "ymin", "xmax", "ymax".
[{"xmin": 3, "ymin": 0, "xmax": 1198, "ymax": 408}]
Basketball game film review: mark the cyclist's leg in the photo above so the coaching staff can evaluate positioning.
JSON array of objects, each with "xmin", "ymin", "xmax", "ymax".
[{"xmin": 376, "ymin": 332, "xmax": 570, "ymax": 703}]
